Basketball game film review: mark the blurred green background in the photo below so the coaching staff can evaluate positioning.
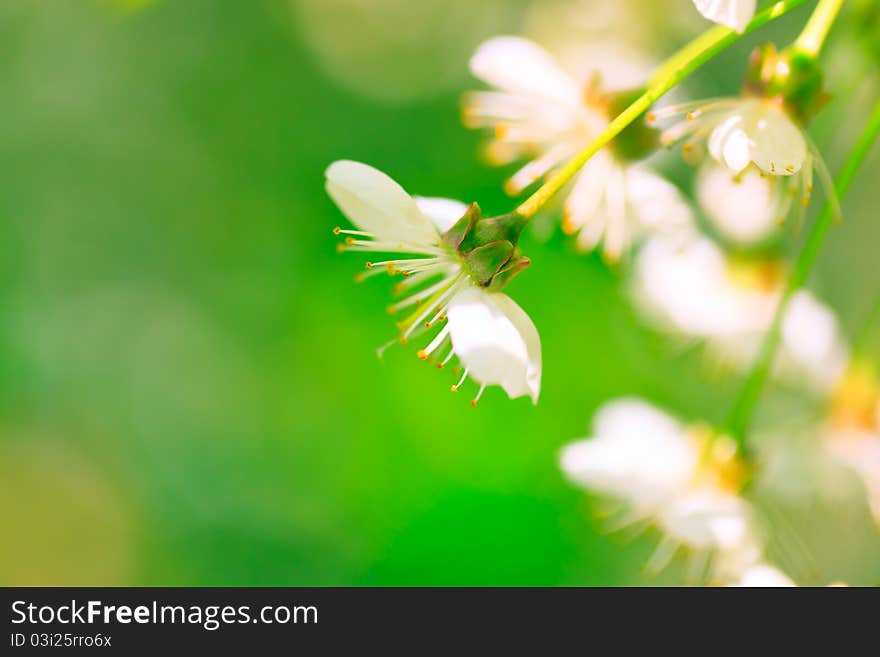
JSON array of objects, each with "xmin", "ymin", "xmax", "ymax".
[{"xmin": 1, "ymin": 0, "xmax": 878, "ymax": 586}]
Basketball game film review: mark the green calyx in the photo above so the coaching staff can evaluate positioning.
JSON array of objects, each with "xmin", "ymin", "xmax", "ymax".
[
  {"xmin": 742, "ymin": 43, "xmax": 829, "ymax": 126},
  {"xmin": 441, "ymin": 203, "xmax": 531, "ymax": 291}
]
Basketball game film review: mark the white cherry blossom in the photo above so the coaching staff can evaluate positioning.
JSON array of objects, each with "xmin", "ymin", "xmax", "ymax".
[
  {"xmin": 632, "ymin": 235, "xmax": 848, "ymax": 391},
  {"xmin": 560, "ymin": 398, "xmax": 760, "ymax": 575},
  {"xmin": 463, "ymin": 36, "xmax": 694, "ymax": 261},
  {"xmin": 649, "ymin": 97, "xmax": 836, "ymax": 229},
  {"xmin": 326, "ymin": 160, "xmax": 541, "ymax": 404}
]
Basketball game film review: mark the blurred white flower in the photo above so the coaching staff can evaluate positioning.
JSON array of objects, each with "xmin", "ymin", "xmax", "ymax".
[
  {"xmin": 463, "ymin": 36, "xmax": 694, "ymax": 262},
  {"xmin": 326, "ymin": 160, "xmax": 541, "ymax": 404},
  {"xmin": 824, "ymin": 364, "xmax": 880, "ymax": 526},
  {"xmin": 692, "ymin": 0, "xmax": 756, "ymax": 32},
  {"xmin": 734, "ymin": 564, "xmax": 796, "ymax": 587},
  {"xmin": 560, "ymin": 398, "xmax": 759, "ymax": 575},
  {"xmin": 632, "ymin": 236, "xmax": 848, "ymax": 391},
  {"xmin": 649, "ymin": 97, "xmax": 829, "ymax": 228},
  {"xmin": 696, "ymin": 162, "xmax": 781, "ymax": 244}
]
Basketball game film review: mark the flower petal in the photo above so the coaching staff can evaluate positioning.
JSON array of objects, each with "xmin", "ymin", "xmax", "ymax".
[
  {"xmin": 560, "ymin": 399, "xmax": 698, "ymax": 507},
  {"xmin": 325, "ymin": 160, "xmax": 439, "ymax": 246},
  {"xmin": 469, "ymin": 36, "xmax": 580, "ymax": 107},
  {"xmin": 781, "ymin": 291, "xmax": 848, "ymax": 391},
  {"xmin": 745, "ymin": 106, "xmax": 807, "ymax": 176},
  {"xmin": 659, "ymin": 490, "xmax": 750, "ymax": 550},
  {"xmin": 696, "ymin": 162, "xmax": 779, "ymax": 244},
  {"xmin": 413, "ymin": 196, "xmax": 469, "ymax": 234},
  {"xmin": 625, "ymin": 166, "xmax": 695, "ymax": 239},
  {"xmin": 736, "ymin": 564, "xmax": 796, "ymax": 587},
  {"xmin": 446, "ymin": 286, "xmax": 541, "ymax": 403},
  {"xmin": 708, "ymin": 113, "xmax": 752, "ymax": 173},
  {"xmin": 693, "ymin": 0, "xmax": 756, "ymax": 32}
]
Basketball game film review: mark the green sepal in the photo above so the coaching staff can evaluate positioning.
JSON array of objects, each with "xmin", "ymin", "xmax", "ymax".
[
  {"xmin": 459, "ymin": 211, "xmax": 528, "ymax": 253},
  {"xmin": 441, "ymin": 202, "xmax": 481, "ymax": 251},
  {"xmin": 742, "ymin": 43, "xmax": 829, "ymax": 126},
  {"xmin": 463, "ymin": 240, "xmax": 514, "ymax": 286},
  {"xmin": 486, "ymin": 256, "xmax": 531, "ymax": 292}
]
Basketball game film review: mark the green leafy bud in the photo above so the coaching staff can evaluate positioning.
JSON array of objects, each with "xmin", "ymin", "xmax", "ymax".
[
  {"xmin": 441, "ymin": 202, "xmax": 481, "ymax": 251},
  {"xmin": 463, "ymin": 240, "xmax": 514, "ymax": 286},
  {"xmin": 486, "ymin": 256, "xmax": 531, "ymax": 292},
  {"xmin": 742, "ymin": 43, "xmax": 829, "ymax": 126},
  {"xmin": 459, "ymin": 211, "xmax": 528, "ymax": 252}
]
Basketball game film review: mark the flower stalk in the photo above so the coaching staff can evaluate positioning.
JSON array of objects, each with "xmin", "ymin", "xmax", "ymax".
[
  {"xmin": 794, "ymin": 0, "xmax": 846, "ymax": 59},
  {"xmin": 726, "ymin": 97, "xmax": 880, "ymax": 446},
  {"xmin": 515, "ymin": 0, "xmax": 812, "ymax": 220}
]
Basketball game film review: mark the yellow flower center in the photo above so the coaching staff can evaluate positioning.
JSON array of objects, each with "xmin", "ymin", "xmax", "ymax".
[
  {"xmin": 725, "ymin": 258, "xmax": 786, "ymax": 294},
  {"xmin": 830, "ymin": 361, "xmax": 880, "ymax": 432},
  {"xmin": 686, "ymin": 425, "xmax": 750, "ymax": 495}
]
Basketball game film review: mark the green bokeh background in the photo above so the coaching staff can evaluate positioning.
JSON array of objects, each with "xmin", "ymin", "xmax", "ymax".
[{"xmin": 1, "ymin": 0, "xmax": 878, "ymax": 586}]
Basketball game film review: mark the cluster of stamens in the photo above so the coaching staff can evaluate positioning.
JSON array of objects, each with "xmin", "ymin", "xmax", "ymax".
[{"xmin": 335, "ymin": 226, "xmax": 488, "ymax": 406}]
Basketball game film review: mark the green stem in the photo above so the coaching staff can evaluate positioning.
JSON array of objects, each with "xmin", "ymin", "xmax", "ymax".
[
  {"xmin": 515, "ymin": 0, "xmax": 811, "ymax": 219},
  {"xmin": 726, "ymin": 98, "xmax": 880, "ymax": 445},
  {"xmin": 794, "ymin": 0, "xmax": 846, "ymax": 58}
]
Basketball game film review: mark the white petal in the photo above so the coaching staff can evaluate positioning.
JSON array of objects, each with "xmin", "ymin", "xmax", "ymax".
[
  {"xmin": 737, "ymin": 564, "xmax": 796, "ymax": 587},
  {"xmin": 469, "ymin": 36, "xmax": 580, "ymax": 107},
  {"xmin": 659, "ymin": 490, "xmax": 750, "ymax": 550},
  {"xmin": 781, "ymin": 291, "xmax": 848, "ymax": 391},
  {"xmin": 696, "ymin": 162, "xmax": 779, "ymax": 244},
  {"xmin": 625, "ymin": 167, "xmax": 695, "ymax": 239},
  {"xmin": 560, "ymin": 399, "xmax": 698, "ymax": 507},
  {"xmin": 708, "ymin": 114, "xmax": 752, "ymax": 173},
  {"xmin": 446, "ymin": 286, "xmax": 541, "ymax": 403},
  {"xmin": 325, "ymin": 160, "xmax": 439, "ymax": 246},
  {"xmin": 633, "ymin": 236, "xmax": 774, "ymax": 339},
  {"xmin": 693, "ymin": 0, "xmax": 756, "ymax": 32},
  {"xmin": 745, "ymin": 106, "xmax": 807, "ymax": 175},
  {"xmin": 592, "ymin": 397, "xmax": 683, "ymax": 441},
  {"xmin": 413, "ymin": 197, "xmax": 469, "ymax": 234}
]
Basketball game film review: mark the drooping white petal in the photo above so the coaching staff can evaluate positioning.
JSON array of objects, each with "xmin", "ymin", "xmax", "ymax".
[
  {"xmin": 446, "ymin": 286, "xmax": 541, "ymax": 403},
  {"xmin": 736, "ymin": 564, "xmax": 797, "ymax": 587},
  {"xmin": 744, "ymin": 105, "xmax": 807, "ymax": 175},
  {"xmin": 696, "ymin": 162, "xmax": 779, "ymax": 244},
  {"xmin": 469, "ymin": 36, "xmax": 581, "ymax": 108},
  {"xmin": 693, "ymin": 0, "xmax": 756, "ymax": 32},
  {"xmin": 413, "ymin": 196, "xmax": 469, "ymax": 234},
  {"xmin": 560, "ymin": 399, "xmax": 698, "ymax": 508},
  {"xmin": 325, "ymin": 160, "xmax": 439, "ymax": 246}
]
